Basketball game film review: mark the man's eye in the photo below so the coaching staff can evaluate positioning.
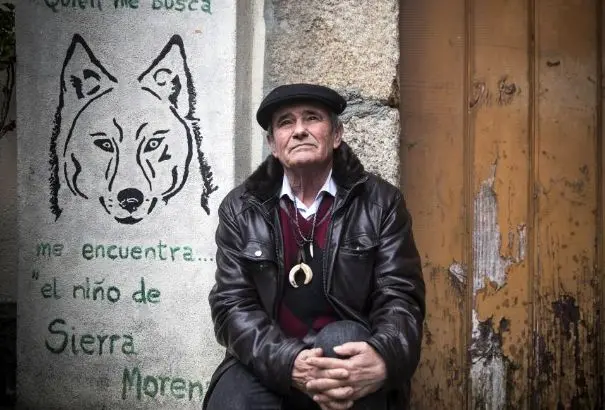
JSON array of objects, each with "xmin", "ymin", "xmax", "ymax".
[
  {"xmin": 144, "ymin": 137, "xmax": 164, "ymax": 153},
  {"xmin": 93, "ymin": 139, "xmax": 114, "ymax": 153}
]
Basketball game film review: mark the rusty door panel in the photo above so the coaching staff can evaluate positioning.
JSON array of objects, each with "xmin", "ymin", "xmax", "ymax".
[
  {"xmin": 532, "ymin": 0, "xmax": 600, "ymax": 408},
  {"xmin": 400, "ymin": 0, "xmax": 468, "ymax": 408},
  {"xmin": 401, "ymin": 0, "xmax": 603, "ymax": 408},
  {"xmin": 470, "ymin": 0, "xmax": 531, "ymax": 408}
]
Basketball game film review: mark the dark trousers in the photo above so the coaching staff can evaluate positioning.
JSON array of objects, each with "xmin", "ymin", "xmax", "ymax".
[{"xmin": 205, "ymin": 320, "xmax": 388, "ymax": 410}]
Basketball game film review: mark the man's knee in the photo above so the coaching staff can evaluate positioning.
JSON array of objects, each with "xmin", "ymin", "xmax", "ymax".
[
  {"xmin": 314, "ymin": 320, "xmax": 370, "ymax": 358},
  {"xmin": 206, "ymin": 363, "xmax": 282, "ymax": 410}
]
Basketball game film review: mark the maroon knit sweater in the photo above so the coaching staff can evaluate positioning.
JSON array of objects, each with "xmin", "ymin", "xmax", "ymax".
[{"xmin": 277, "ymin": 196, "xmax": 338, "ymax": 339}]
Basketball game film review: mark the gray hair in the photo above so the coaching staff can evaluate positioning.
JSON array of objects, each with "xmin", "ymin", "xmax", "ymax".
[{"xmin": 266, "ymin": 111, "xmax": 342, "ymax": 140}]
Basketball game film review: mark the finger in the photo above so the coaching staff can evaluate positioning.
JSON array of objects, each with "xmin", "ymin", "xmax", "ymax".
[
  {"xmin": 307, "ymin": 356, "xmax": 349, "ymax": 369},
  {"xmin": 332, "ymin": 341, "xmax": 367, "ymax": 356},
  {"xmin": 313, "ymin": 386, "xmax": 354, "ymax": 401},
  {"xmin": 314, "ymin": 393, "xmax": 354, "ymax": 409},
  {"xmin": 300, "ymin": 348, "xmax": 323, "ymax": 361},
  {"xmin": 306, "ymin": 377, "xmax": 348, "ymax": 392},
  {"xmin": 312, "ymin": 367, "xmax": 350, "ymax": 380},
  {"xmin": 311, "ymin": 347, "xmax": 324, "ymax": 358},
  {"xmin": 349, "ymin": 383, "xmax": 381, "ymax": 401},
  {"xmin": 318, "ymin": 401, "xmax": 353, "ymax": 410}
]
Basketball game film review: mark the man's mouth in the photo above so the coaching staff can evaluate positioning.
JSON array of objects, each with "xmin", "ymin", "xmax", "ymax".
[{"xmin": 290, "ymin": 144, "xmax": 315, "ymax": 152}]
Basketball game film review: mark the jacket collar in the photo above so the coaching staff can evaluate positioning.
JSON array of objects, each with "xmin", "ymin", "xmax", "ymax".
[{"xmin": 243, "ymin": 141, "xmax": 366, "ymax": 204}]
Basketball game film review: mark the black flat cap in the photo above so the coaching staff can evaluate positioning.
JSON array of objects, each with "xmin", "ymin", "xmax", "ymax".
[{"xmin": 256, "ymin": 83, "xmax": 347, "ymax": 130}]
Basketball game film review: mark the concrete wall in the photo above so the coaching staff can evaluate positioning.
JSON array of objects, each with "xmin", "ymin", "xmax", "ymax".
[{"xmin": 14, "ymin": 1, "xmax": 258, "ymax": 408}]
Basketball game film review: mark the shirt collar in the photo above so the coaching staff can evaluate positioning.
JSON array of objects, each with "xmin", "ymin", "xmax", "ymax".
[{"xmin": 280, "ymin": 170, "xmax": 337, "ymax": 207}]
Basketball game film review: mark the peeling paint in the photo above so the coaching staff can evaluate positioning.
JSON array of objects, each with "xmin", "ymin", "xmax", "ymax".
[
  {"xmin": 470, "ymin": 311, "xmax": 508, "ymax": 410},
  {"xmin": 447, "ymin": 261, "xmax": 466, "ymax": 296},
  {"xmin": 497, "ymin": 76, "xmax": 520, "ymax": 105},
  {"xmin": 473, "ymin": 164, "xmax": 526, "ymax": 292},
  {"xmin": 469, "ymin": 80, "xmax": 488, "ymax": 109},
  {"xmin": 448, "ymin": 262, "xmax": 466, "ymax": 283},
  {"xmin": 517, "ymin": 224, "xmax": 527, "ymax": 262}
]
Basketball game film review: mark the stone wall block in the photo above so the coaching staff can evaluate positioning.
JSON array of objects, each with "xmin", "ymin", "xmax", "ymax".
[
  {"xmin": 341, "ymin": 105, "xmax": 399, "ymax": 186},
  {"xmin": 265, "ymin": 0, "xmax": 399, "ymax": 102}
]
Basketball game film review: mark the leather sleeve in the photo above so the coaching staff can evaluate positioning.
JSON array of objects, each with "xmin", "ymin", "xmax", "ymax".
[
  {"xmin": 365, "ymin": 192, "xmax": 426, "ymax": 389},
  {"xmin": 208, "ymin": 196, "xmax": 307, "ymax": 394}
]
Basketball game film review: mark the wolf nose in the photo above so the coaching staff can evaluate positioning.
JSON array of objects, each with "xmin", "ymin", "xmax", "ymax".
[{"xmin": 117, "ymin": 188, "xmax": 144, "ymax": 213}]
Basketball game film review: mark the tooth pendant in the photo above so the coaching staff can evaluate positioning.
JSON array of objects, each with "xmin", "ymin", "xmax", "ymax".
[
  {"xmin": 309, "ymin": 243, "xmax": 314, "ymax": 259},
  {"xmin": 288, "ymin": 263, "xmax": 313, "ymax": 288}
]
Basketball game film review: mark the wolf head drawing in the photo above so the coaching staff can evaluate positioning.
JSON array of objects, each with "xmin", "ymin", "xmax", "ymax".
[{"xmin": 50, "ymin": 34, "xmax": 216, "ymax": 224}]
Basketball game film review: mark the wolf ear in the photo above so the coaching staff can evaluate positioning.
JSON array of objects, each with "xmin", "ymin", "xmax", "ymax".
[
  {"xmin": 138, "ymin": 35, "xmax": 195, "ymax": 118},
  {"xmin": 60, "ymin": 34, "xmax": 117, "ymax": 106}
]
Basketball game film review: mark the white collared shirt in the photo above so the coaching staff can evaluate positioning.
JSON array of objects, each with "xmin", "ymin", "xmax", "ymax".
[{"xmin": 280, "ymin": 170, "xmax": 337, "ymax": 219}]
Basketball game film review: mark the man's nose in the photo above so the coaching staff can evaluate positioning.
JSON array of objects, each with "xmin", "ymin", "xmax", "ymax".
[{"xmin": 292, "ymin": 119, "xmax": 308, "ymax": 138}]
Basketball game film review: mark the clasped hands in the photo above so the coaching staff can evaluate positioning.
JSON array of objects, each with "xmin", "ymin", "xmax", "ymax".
[{"xmin": 291, "ymin": 342, "xmax": 386, "ymax": 410}]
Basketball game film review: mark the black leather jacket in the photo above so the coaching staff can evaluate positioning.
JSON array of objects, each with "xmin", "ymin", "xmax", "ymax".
[{"xmin": 204, "ymin": 142, "xmax": 425, "ymax": 409}]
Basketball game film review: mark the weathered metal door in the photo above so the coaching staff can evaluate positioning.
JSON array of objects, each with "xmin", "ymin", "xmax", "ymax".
[{"xmin": 401, "ymin": 0, "xmax": 603, "ymax": 408}]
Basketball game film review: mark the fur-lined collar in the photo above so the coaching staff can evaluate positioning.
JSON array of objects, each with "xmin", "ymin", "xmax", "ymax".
[{"xmin": 244, "ymin": 141, "xmax": 366, "ymax": 202}]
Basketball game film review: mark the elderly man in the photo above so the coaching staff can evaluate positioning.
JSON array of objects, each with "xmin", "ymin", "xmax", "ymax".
[{"xmin": 204, "ymin": 84, "xmax": 425, "ymax": 410}]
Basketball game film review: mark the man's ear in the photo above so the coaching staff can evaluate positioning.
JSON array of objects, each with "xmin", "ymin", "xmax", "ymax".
[
  {"xmin": 332, "ymin": 122, "xmax": 344, "ymax": 149},
  {"xmin": 266, "ymin": 133, "xmax": 278, "ymax": 157}
]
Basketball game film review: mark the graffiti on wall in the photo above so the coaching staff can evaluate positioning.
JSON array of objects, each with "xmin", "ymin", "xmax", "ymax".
[
  {"xmin": 32, "ymin": 240, "xmax": 215, "ymax": 401},
  {"xmin": 38, "ymin": 0, "xmax": 212, "ymax": 14},
  {"xmin": 49, "ymin": 34, "xmax": 217, "ymax": 224}
]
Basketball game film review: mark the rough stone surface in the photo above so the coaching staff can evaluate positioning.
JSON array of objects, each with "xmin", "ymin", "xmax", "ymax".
[
  {"xmin": 264, "ymin": 0, "xmax": 401, "ymax": 186},
  {"xmin": 264, "ymin": 0, "xmax": 399, "ymax": 102},
  {"xmin": 341, "ymin": 104, "xmax": 399, "ymax": 186}
]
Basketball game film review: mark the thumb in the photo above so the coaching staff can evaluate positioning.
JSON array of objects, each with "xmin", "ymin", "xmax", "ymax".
[
  {"xmin": 333, "ymin": 341, "xmax": 366, "ymax": 356},
  {"xmin": 310, "ymin": 347, "xmax": 324, "ymax": 357}
]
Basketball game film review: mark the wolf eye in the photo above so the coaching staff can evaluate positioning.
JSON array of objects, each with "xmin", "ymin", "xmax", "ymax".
[
  {"xmin": 93, "ymin": 139, "xmax": 114, "ymax": 153},
  {"xmin": 144, "ymin": 137, "xmax": 164, "ymax": 153}
]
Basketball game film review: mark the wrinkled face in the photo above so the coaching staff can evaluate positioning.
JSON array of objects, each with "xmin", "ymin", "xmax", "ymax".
[
  {"xmin": 63, "ymin": 89, "xmax": 192, "ymax": 224},
  {"xmin": 268, "ymin": 102, "xmax": 342, "ymax": 171}
]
